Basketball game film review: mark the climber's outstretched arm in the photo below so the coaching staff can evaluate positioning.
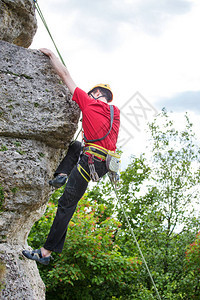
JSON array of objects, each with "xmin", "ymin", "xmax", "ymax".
[{"xmin": 40, "ymin": 48, "xmax": 77, "ymax": 95}]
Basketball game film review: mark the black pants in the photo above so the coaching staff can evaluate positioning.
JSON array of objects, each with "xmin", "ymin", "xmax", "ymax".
[{"xmin": 43, "ymin": 141, "xmax": 108, "ymax": 253}]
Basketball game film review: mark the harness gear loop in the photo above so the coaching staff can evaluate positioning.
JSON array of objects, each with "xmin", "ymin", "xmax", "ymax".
[{"xmin": 83, "ymin": 144, "xmax": 108, "ymax": 182}]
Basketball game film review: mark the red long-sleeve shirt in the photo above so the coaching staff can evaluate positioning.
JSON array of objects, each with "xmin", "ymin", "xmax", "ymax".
[{"xmin": 72, "ymin": 87, "xmax": 120, "ymax": 151}]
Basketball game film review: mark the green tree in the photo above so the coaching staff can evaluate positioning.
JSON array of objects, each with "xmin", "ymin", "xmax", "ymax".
[{"xmin": 184, "ymin": 231, "xmax": 200, "ymax": 298}]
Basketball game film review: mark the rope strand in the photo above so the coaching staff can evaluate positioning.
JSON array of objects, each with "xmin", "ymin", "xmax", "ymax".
[
  {"xmin": 110, "ymin": 178, "xmax": 162, "ymax": 300},
  {"xmin": 33, "ymin": 0, "xmax": 66, "ymax": 66}
]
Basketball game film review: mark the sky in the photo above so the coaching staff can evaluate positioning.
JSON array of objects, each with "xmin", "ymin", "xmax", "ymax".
[{"xmin": 31, "ymin": 0, "xmax": 200, "ymax": 166}]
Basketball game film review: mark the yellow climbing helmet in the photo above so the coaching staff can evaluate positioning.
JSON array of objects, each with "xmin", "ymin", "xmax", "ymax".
[{"xmin": 88, "ymin": 84, "xmax": 113, "ymax": 102}]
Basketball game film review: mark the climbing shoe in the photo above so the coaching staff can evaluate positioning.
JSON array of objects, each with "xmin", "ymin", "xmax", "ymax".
[
  {"xmin": 49, "ymin": 174, "xmax": 67, "ymax": 188},
  {"xmin": 22, "ymin": 249, "xmax": 52, "ymax": 265}
]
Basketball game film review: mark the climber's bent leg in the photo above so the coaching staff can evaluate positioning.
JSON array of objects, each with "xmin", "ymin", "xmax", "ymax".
[
  {"xmin": 54, "ymin": 141, "xmax": 82, "ymax": 177},
  {"xmin": 43, "ymin": 157, "xmax": 89, "ymax": 253},
  {"xmin": 44, "ymin": 154, "xmax": 108, "ymax": 253},
  {"xmin": 49, "ymin": 141, "xmax": 82, "ymax": 188}
]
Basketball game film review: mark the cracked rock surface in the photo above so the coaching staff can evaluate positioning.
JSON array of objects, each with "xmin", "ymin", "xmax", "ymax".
[{"xmin": 0, "ymin": 40, "xmax": 80, "ymax": 299}]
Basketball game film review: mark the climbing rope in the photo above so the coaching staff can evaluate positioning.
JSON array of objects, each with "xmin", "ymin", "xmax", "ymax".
[
  {"xmin": 109, "ymin": 176, "xmax": 162, "ymax": 300},
  {"xmin": 33, "ymin": 0, "xmax": 66, "ymax": 66}
]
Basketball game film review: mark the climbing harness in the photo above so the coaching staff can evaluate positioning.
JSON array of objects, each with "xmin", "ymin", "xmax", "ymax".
[
  {"xmin": 83, "ymin": 144, "xmax": 107, "ymax": 182},
  {"xmin": 83, "ymin": 105, "xmax": 121, "ymax": 183},
  {"xmin": 110, "ymin": 179, "xmax": 162, "ymax": 300},
  {"xmin": 84, "ymin": 143, "xmax": 108, "ymax": 160}
]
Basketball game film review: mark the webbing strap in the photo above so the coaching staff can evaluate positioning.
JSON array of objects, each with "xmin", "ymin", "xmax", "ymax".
[
  {"xmin": 77, "ymin": 164, "xmax": 90, "ymax": 182},
  {"xmin": 84, "ymin": 146, "xmax": 107, "ymax": 161},
  {"xmin": 84, "ymin": 105, "xmax": 114, "ymax": 143},
  {"xmin": 86, "ymin": 143, "xmax": 109, "ymax": 153},
  {"xmin": 85, "ymin": 150, "xmax": 106, "ymax": 161}
]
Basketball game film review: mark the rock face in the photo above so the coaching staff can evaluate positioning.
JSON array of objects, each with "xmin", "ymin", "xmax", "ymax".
[
  {"xmin": 0, "ymin": 41, "xmax": 80, "ymax": 299},
  {"xmin": 0, "ymin": 0, "xmax": 37, "ymax": 48}
]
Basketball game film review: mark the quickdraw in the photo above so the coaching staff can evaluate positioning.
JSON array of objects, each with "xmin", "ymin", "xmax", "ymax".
[{"xmin": 87, "ymin": 154, "xmax": 100, "ymax": 182}]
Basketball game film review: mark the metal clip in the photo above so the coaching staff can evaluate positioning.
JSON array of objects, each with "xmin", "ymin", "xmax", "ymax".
[
  {"xmin": 108, "ymin": 172, "xmax": 120, "ymax": 189},
  {"xmin": 88, "ymin": 154, "xmax": 100, "ymax": 182}
]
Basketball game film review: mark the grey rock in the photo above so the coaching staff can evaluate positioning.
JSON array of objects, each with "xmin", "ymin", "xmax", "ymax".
[
  {"xmin": 0, "ymin": 0, "xmax": 37, "ymax": 47},
  {"xmin": 0, "ymin": 40, "xmax": 79, "ymax": 148},
  {"xmin": 0, "ymin": 236, "xmax": 46, "ymax": 300},
  {"xmin": 0, "ymin": 40, "xmax": 80, "ymax": 299}
]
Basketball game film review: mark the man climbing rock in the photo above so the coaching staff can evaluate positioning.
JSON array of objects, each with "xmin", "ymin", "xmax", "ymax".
[{"xmin": 22, "ymin": 48, "xmax": 120, "ymax": 265}]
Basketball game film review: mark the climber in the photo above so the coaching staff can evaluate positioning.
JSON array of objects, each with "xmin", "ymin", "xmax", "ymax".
[{"xmin": 22, "ymin": 48, "xmax": 120, "ymax": 265}]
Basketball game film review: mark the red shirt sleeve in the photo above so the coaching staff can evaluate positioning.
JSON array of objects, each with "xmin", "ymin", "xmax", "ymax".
[{"xmin": 72, "ymin": 87, "xmax": 94, "ymax": 111}]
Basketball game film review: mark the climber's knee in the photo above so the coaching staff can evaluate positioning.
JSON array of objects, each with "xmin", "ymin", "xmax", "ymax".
[{"xmin": 58, "ymin": 185, "xmax": 80, "ymax": 207}]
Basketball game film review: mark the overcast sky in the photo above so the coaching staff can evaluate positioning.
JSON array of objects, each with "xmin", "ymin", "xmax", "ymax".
[{"xmin": 31, "ymin": 0, "xmax": 200, "ymax": 162}]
